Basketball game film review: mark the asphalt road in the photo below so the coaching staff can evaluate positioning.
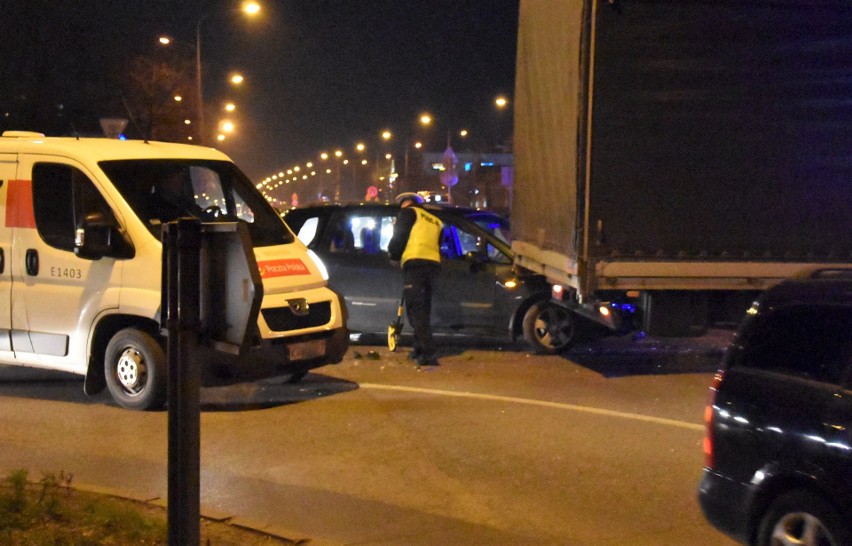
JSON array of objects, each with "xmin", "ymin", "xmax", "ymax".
[{"xmin": 0, "ymin": 331, "xmax": 739, "ymax": 545}]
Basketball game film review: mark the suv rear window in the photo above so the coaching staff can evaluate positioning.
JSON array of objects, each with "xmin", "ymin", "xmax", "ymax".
[{"xmin": 735, "ymin": 305, "xmax": 852, "ymax": 385}]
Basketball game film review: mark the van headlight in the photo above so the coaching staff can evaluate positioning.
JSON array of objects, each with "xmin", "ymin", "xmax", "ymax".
[{"xmin": 307, "ymin": 249, "xmax": 329, "ymax": 281}]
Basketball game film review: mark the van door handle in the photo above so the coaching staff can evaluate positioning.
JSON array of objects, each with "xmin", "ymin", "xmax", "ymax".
[
  {"xmin": 25, "ymin": 249, "xmax": 39, "ymax": 276},
  {"xmin": 0, "ymin": 248, "xmax": 4, "ymax": 274}
]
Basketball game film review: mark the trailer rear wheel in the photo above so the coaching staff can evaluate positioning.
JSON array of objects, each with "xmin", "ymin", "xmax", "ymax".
[{"xmin": 522, "ymin": 300, "xmax": 575, "ymax": 354}]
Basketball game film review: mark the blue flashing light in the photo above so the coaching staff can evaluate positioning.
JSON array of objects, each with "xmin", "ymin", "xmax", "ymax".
[
  {"xmin": 616, "ymin": 302, "xmax": 636, "ymax": 314},
  {"xmin": 118, "ymin": 133, "xmax": 127, "ymax": 140},
  {"xmin": 464, "ymin": 162, "xmax": 472, "ymax": 172}
]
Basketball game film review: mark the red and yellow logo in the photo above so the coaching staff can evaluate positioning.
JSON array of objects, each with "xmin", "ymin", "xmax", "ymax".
[{"xmin": 257, "ymin": 259, "xmax": 310, "ymax": 278}]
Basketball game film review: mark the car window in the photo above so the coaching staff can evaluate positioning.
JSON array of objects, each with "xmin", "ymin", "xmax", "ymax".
[
  {"xmin": 457, "ymin": 227, "xmax": 481, "ymax": 255},
  {"xmin": 32, "ymin": 163, "xmax": 114, "ymax": 252},
  {"xmin": 328, "ymin": 213, "xmax": 395, "ymax": 255},
  {"xmin": 439, "ymin": 225, "xmax": 461, "ymax": 259},
  {"xmin": 440, "ymin": 221, "xmax": 511, "ymax": 264},
  {"xmin": 100, "ymin": 159, "xmax": 292, "ymax": 247},
  {"xmin": 736, "ymin": 305, "xmax": 852, "ymax": 385},
  {"xmin": 471, "ymin": 215, "xmax": 512, "ymax": 246}
]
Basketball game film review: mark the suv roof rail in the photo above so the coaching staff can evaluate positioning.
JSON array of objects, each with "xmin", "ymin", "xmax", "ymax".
[{"xmin": 2, "ymin": 131, "xmax": 46, "ymax": 138}]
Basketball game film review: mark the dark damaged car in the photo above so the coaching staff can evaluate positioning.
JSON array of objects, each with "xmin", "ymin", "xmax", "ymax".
[{"xmin": 282, "ymin": 202, "xmax": 577, "ymax": 353}]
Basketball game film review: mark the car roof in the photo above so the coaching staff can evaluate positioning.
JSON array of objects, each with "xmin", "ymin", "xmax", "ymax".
[
  {"xmin": 281, "ymin": 201, "xmax": 512, "ymax": 254},
  {"xmin": 283, "ymin": 201, "xmax": 504, "ymax": 218},
  {"xmin": 0, "ymin": 132, "xmax": 229, "ymax": 162},
  {"xmin": 283, "ymin": 202, "xmax": 509, "ymax": 232},
  {"xmin": 760, "ymin": 271, "xmax": 852, "ymax": 309}
]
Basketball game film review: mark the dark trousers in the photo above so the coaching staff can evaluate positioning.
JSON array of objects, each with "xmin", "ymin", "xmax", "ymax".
[{"xmin": 403, "ymin": 261, "xmax": 441, "ymax": 356}]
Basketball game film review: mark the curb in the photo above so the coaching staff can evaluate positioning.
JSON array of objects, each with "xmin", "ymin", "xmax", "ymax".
[{"xmin": 71, "ymin": 480, "xmax": 338, "ymax": 545}]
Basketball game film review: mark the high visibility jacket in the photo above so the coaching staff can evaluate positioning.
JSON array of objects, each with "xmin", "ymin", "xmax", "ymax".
[{"xmin": 402, "ymin": 207, "xmax": 442, "ymax": 265}]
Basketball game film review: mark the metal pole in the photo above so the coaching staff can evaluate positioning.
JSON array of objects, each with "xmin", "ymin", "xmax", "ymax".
[
  {"xmin": 165, "ymin": 218, "xmax": 202, "ymax": 546},
  {"xmin": 195, "ymin": 20, "xmax": 205, "ymax": 145}
]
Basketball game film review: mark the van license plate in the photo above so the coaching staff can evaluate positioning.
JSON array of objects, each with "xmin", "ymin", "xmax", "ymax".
[{"xmin": 288, "ymin": 339, "xmax": 326, "ymax": 361}]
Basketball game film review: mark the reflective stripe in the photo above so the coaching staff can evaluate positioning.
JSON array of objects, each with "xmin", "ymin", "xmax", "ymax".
[{"xmin": 5, "ymin": 179, "xmax": 35, "ymax": 228}]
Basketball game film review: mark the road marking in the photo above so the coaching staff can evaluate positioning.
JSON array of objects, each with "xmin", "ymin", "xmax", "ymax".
[{"xmin": 360, "ymin": 383, "xmax": 704, "ymax": 432}]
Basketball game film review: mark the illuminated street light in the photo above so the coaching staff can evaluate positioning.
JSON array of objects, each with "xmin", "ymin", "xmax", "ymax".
[
  {"xmin": 224, "ymin": 102, "xmax": 236, "ymax": 112},
  {"xmin": 186, "ymin": 2, "xmax": 261, "ymax": 144},
  {"xmin": 242, "ymin": 1, "xmax": 261, "ymax": 15},
  {"xmin": 495, "ymin": 95, "xmax": 509, "ymax": 109},
  {"xmin": 419, "ymin": 113, "xmax": 433, "ymax": 126},
  {"xmin": 230, "ymin": 73, "xmax": 245, "ymax": 85}
]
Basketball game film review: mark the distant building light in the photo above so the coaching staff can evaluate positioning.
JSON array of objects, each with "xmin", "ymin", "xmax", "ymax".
[
  {"xmin": 431, "ymin": 163, "xmax": 446, "ymax": 171},
  {"xmin": 464, "ymin": 162, "xmax": 472, "ymax": 172},
  {"xmin": 480, "ymin": 161, "xmax": 494, "ymax": 167}
]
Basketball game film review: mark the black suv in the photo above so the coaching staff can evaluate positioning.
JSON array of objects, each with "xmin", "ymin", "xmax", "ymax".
[{"xmin": 698, "ymin": 270, "xmax": 852, "ymax": 546}]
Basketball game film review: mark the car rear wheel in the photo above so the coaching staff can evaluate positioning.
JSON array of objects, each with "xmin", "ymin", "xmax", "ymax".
[
  {"xmin": 522, "ymin": 300, "xmax": 575, "ymax": 354},
  {"xmin": 104, "ymin": 328, "xmax": 167, "ymax": 411},
  {"xmin": 757, "ymin": 491, "xmax": 848, "ymax": 546}
]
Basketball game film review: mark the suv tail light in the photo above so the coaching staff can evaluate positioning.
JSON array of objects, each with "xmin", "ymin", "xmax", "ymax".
[{"xmin": 703, "ymin": 371, "xmax": 725, "ymax": 469}]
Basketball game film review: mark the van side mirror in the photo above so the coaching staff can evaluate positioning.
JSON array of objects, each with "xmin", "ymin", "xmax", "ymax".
[{"xmin": 74, "ymin": 212, "xmax": 134, "ymax": 260}]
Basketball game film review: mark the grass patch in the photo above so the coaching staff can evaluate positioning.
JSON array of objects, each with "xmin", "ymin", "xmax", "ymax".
[
  {"xmin": 0, "ymin": 469, "xmax": 294, "ymax": 545},
  {"xmin": 0, "ymin": 469, "xmax": 165, "ymax": 545}
]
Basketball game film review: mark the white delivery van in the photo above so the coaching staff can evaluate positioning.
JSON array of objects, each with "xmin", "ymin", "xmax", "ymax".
[{"xmin": 0, "ymin": 131, "xmax": 348, "ymax": 410}]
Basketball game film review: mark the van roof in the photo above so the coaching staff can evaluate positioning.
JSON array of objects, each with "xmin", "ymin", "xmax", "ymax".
[{"xmin": 0, "ymin": 132, "xmax": 229, "ymax": 162}]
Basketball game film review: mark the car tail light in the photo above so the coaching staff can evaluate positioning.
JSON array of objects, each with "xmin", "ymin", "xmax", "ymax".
[{"xmin": 703, "ymin": 371, "xmax": 725, "ymax": 469}]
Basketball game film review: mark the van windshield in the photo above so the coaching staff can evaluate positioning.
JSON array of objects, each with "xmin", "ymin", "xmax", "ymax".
[{"xmin": 99, "ymin": 159, "xmax": 293, "ymax": 246}]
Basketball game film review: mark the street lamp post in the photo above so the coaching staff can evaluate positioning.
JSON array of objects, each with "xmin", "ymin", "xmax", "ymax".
[
  {"xmin": 195, "ymin": 19, "xmax": 205, "ymax": 144},
  {"xmin": 184, "ymin": 1, "xmax": 260, "ymax": 145}
]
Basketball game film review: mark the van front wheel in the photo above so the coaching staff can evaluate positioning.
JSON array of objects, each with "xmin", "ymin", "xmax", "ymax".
[{"xmin": 105, "ymin": 329, "xmax": 167, "ymax": 411}]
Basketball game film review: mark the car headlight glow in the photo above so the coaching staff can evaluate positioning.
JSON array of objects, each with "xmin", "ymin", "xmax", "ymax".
[{"xmin": 307, "ymin": 249, "xmax": 329, "ymax": 281}]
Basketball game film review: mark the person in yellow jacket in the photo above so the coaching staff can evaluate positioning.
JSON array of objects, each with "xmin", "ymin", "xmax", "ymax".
[{"xmin": 387, "ymin": 193, "xmax": 443, "ymax": 366}]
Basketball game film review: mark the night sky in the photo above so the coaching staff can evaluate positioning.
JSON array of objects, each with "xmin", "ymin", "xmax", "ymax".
[{"xmin": 0, "ymin": 1, "xmax": 520, "ymax": 181}]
